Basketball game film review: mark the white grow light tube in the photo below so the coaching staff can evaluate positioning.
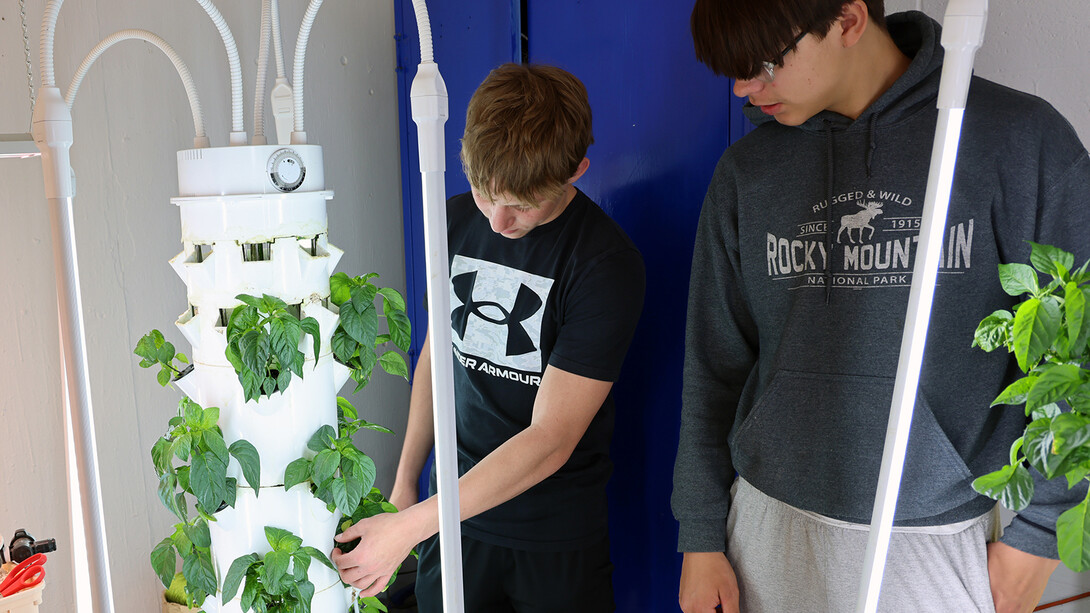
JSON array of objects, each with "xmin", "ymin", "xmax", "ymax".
[
  {"xmin": 408, "ymin": 0, "xmax": 464, "ymax": 611},
  {"xmin": 855, "ymin": 2, "xmax": 987, "ymax": 613}
]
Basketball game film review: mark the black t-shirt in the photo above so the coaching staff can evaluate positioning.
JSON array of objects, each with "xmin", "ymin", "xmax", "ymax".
[{"xmin": 434, "ymin": 189, "xmax": 645, "ymax": 551}]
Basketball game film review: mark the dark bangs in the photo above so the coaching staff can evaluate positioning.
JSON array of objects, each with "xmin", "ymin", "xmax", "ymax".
[{"xmin": 691, "ymin": 0, "xmax": 879, "ymax": 79}]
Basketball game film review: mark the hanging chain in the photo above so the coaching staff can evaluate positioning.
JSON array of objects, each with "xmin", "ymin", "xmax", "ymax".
[{"xmin": 20, "ymin": 0, "xmax": 36, "ymax": 127}]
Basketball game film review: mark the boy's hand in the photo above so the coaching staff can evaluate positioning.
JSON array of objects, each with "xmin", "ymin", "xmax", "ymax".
[
  {"xmin": 987, "ymin": 541, "xmax": 1058, "ymax": 613},
  {"xmin": 332, "ymin": 511, "xmax": 421, "ymax": 597},
  {"xmin": 679, "ymin": 551, "xmax": 739, "ymax": 613}
]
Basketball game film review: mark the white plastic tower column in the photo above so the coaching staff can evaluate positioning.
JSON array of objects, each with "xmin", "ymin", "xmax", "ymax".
[
  {"xmin": 170, "ymin": 144, "xmax": 352, "ymax": 612},
  {"xmin": 855, "ymin": 2, "xmax": 988, "ymax": 612}
]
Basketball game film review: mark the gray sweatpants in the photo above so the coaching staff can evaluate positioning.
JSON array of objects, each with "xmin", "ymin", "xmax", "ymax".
[{"xmin": 727, "ymin": 478, "xmax": 997, "ymax": 613}]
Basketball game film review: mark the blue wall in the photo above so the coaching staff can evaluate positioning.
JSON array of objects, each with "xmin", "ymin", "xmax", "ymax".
[{"xmin": 395, "ymin": 2, "xmax": 745, "ymax": 610}]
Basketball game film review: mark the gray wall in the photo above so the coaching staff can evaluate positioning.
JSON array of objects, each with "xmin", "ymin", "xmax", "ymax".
[{"xmin": 0, "ymin": 2, "xmax": 407, "ymax": 611}]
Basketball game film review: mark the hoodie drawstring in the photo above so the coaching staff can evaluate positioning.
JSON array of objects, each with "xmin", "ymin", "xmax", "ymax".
[{"xmin": 824, "ymin": 120, "xmax": 834, "ymax": 305}]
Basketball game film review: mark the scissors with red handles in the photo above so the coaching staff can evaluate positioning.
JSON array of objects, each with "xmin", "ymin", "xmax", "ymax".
[{"xmin": 0, "ymin": 553, "xmax": 46, "ymax": 598}]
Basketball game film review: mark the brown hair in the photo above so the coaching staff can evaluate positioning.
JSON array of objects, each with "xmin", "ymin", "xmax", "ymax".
[
  {"xmin": 461, "ymin": 63, "xmax": 594, "ymax": 204},
  {"xmin": 691, "ymin": 0, "xmax": 887, "ymax": 79}
]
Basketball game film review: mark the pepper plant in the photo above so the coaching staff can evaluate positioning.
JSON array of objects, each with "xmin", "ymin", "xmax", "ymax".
[
  {"xmin": 225, "ymin": 294, "xmax": 322, "ymax": 402},
  {"xmin": 329, "ymin": 272, "xmax": 411, "ymax": 391},
  {"xmin": 283, "ymin": 397, "xmax": 392, "ymax": 516},
  {"xmin": 221, "ymin": 526, "xmax": 336, "ymax": 613},
  {"xmin": 135, "ymin": 329, "xmax": 192, "ymax": 388},
  {"xmin": 971, "ymin": 242, "xmax": 1090, "ymax": 570}
]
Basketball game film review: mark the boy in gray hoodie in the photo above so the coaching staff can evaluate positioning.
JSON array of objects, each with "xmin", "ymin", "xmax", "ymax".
[{"xmin": 672, "ymin": 1, "xmax": 1090, "ymax": 612}]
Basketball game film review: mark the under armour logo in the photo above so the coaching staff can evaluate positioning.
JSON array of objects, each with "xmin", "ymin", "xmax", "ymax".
[{"xmin": 451, "ymin": 271, "xmax": 543, "ymax": 356}]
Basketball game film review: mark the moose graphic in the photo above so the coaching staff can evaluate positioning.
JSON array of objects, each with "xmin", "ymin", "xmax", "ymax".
[{"xmin": 837, "ymin": 200, "xmax": 883, "ymax": 243}]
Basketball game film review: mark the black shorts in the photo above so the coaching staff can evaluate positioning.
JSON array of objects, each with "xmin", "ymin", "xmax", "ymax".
[{"xmin": 415, "ymin": 533, "xmax": 614, "ymax": 612}]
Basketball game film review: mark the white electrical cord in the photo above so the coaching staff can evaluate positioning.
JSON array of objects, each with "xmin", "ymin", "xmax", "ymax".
[
  {"xmin": 40, "ymin": 0, "xmax": 64, "ymax": 87},
  {"xmin": 271, "ymin": 0, "xmax": 287, "ymax": 79},
  {"xmin": 410, "ymin": 0, "xmax": 435, "ymax": 63},
  {"xmin": 269, "ymin": 0, "xmax": 293, "ymax": 145},
  {"xmin": 290, "ymin": 0, "xmax": 324, "ymax": 143},
  {"xmin": 253, "ymin": 0, "xmax": 272, "ymax": 145},
  {"xmin": 191, "ymin": 0, "xmax": 246, "ymax": 144},
  {"xmin": 65, "ymin": 30, "xmax": 209, "ymax": 148}
]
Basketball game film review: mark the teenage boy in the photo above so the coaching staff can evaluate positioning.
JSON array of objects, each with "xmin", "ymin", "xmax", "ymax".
[
  {"xmin": 673, "ymin": 1, "xmax": 1090, "ymax": 612},
  {"xmin": 333, "ymin": 63, "xmax": 645, "ymax": 612}
]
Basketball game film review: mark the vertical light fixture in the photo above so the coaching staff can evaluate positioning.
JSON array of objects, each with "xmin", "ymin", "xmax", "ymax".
[{"xmin": 856, "ymin": 2, "xmax": 987, "ymax": 612}]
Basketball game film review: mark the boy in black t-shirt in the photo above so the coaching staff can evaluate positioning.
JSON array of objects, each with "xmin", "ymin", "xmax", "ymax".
[{"xmin": 332, "ymin": 63, "xmax": 645, "ymax": 612}]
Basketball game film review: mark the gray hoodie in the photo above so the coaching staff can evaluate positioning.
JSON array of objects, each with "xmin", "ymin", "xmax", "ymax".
[{"xmin": 672, "ymin": 11, "xmax": 1090, "ymax": 559}]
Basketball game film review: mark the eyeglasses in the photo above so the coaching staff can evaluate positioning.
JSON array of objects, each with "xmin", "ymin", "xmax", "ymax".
[{"xmin": 756, "ymin": 30, "xmax": 809, "ymax": 83}]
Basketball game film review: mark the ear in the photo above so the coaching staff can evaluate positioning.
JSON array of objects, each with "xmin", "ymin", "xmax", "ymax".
[
  {"xmin": 838, "ymin": 0, "xmax": 869, "ymax": 48},
  {"xmin": 568, "ymin": 157, "xmax": 590, "ymax": 184}
]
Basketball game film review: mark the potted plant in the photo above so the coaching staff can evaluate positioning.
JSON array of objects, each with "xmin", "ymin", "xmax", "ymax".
[{"xmin": 971, "ymin": 241, "xmax": 1090, "ymax": 571}]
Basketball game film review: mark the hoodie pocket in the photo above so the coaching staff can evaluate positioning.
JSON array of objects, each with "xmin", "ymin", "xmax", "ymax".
[{"xmin": 731, "ymin": 369, "xmax": 977, "ymax": 522}]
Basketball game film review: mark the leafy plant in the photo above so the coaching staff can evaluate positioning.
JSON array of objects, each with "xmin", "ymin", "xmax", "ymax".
[
  {"xmin": 971, "ymin": 242, "xmax": 1090, "ymax": 570},
  {"xmin": 221, "ymin": 526, "xmax": 336, "ymax": 613},
  {"xmin": 151, "ymin": 397, "xmax": 262, "ymax": 521},
  {"xmin": 135, "ymin": 329, "xmax": 192, "ymax": 387},
  {"xmin": 225, "ymin": 294, "xmax": 321, "ymax": 402},
  {"xmin": 329, "ymin": 273, "xmax": 411, "ymax": 392},
  {"xmin": 150, "ymin": 519, "xmax": 217, "ymax": 608},
  {"xmin": 283, "ymin": 397, "xmax": 390, "ymax": 516}
]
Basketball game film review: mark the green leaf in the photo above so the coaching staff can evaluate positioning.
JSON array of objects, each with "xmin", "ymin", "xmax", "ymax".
[
  {"xmin": 150, "ymin": 537, "xmax": 177, "ymax": 588},
  {"xmin": 158, "ymin": 474, "xmax": 185, "ymax": 521},
  {"xmin": 1057, "ymin": 495, "xmax": 1090, "ymax": 571},
  {"xmin": 1027, "ymin": 364, "xmax": 1087, "ymax": 413},
  {"xmin": 151, "ymin": 437, "xmax": 173, "ymax": 474},
  {"xmin": 331, "ymin": 477, "xmax": 352, "ymax": 515},
  {"xmin": 222, "ymin": 553, "xmax": 259, "ymax": 602},
  {"xmin": 301, "ymin": 546, "xmax": 336, "ymax": 571},
  {"xmin": 235, "ymin": 294, "xmax": 264, "ymax": 309},
  {"xmin": 203, "ymin": 428, "xmax": 230, "ymax": 464},
  {"xmin": 331, "ymin": 330, "xmax": 359, "ymax": 364},
  {"xmin": 134, "ymin": 332, "xmax": 160, "ymax": 362},
  {"xmin": 263, "ymin": 550, "xmax": 290, "ymax": 594},
  {"xmin": 229, "ymin": 439, "xmax": 262, "ymax": 492},
  {"xmin": 265, "ymin": 526, "xmax": 302, "ymax": 552},
  {"xmin": 191, "ymin": 451, "xmax": 229, "ymax": 514},
  {"xmin": 183, "ymin": 519, "xmax": 212, "ymax": 549},
  {"xmin": 1024, "ymin": 417, "xmax": 1058, "ymax": 478},
  {"xmin": 284, "ymin": 457, "xmax": 311, "ymax": 490},
  {"xmin": 157, "ymin": 367, "xmax": 171, "ymax": 387},
  {"xmin": 181, "ymin": 548, "xmax": 218, "ymax": 598},
  {"xmin": 971, "ymin": 463, "xmax": 1034, "ymax": 511},
  {"xmin": 337, "ymin": 397, "xmax": 358, "ymax": 422},
  {"xmin": 1068, "ymin": 464, "xmax": 1090, "ymax": 489},
  {"xmin": 312, "ymin": 449, "xmax": 341, "ymax": 485},
  {"xmin": 1029, "ymin": 242, "xmax": 1075, "ymax": 280},
  {"xmin": 307, "ymin": 425, "xmax": 337, "ymax": 452},
  {"xmin": 157, "ymin": 341, "xmax": 177, "ymax": 366},
  {"xmin": 329, "ymin": 272, "xmax": 352, "ymax": 306},
  {"xmin": 351, "ymin": 284, "xmax": 379, "ymax": 314},
  {"xmin": 171, "ymin": 524, "xmax": 193, "ymax": 556},
  {"xmin": 201, "ymin": 406, "xmax": 220, "ymax": 430},
  {"xmin": 999, "ymin": 263, "xmax": 1040, "ymax": 297},
  {"xmin": 1051, "ymin": 412, "xmax": 1090, "ymax": 455},
  {"xmin": 356, "ymin": 595, "xmax": 388, "ymax": 612},
  {"xmin": 301, "ymin": 317, "xmax": 321, "ymax": 363},
  {"xmin": 992, "ymin": 375, "xmax": 1037, "ymax": 407},
  {"xmin": 385, "ymin": 311, "xmax": 412, "ymax": 353},
  {"xmin": 974, "ymin": 311, "xmax": 1014, "ymax": 352},
  {"xmin": 379, "ymin": 351, "xmax": 409, "ymax": 380},
  {"xmin": 1031, "ymin": 402, "xmax": 1063, "ymax": 421},
  {"xmin": 1012, "ymin": 297, "xmax": 1062, "ymax": 372},
  {"xmin": 377, "ymin": 287, "xmax": 407, "ymax": 313}
]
